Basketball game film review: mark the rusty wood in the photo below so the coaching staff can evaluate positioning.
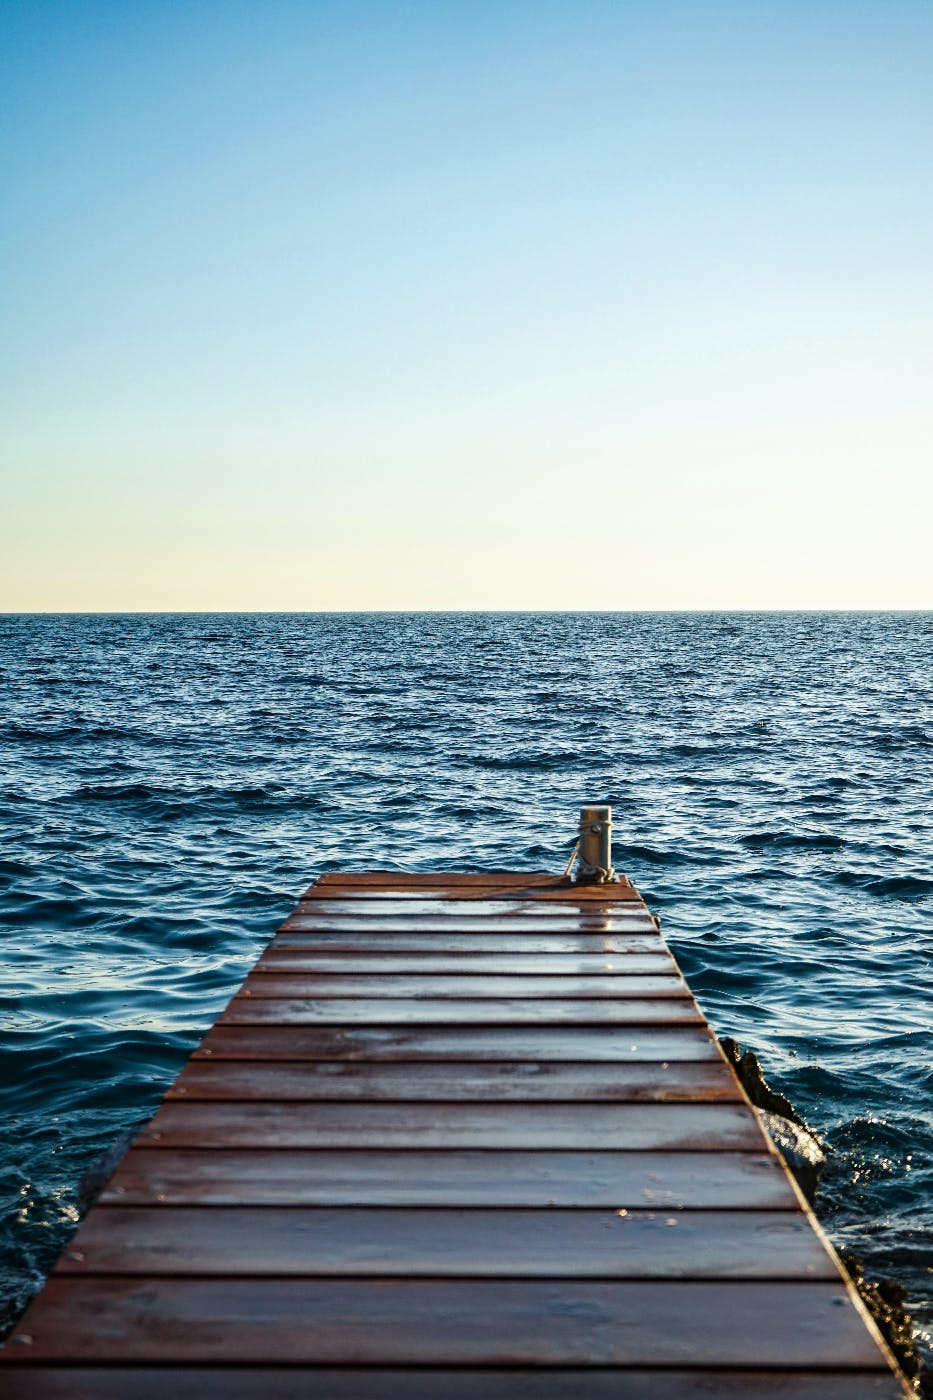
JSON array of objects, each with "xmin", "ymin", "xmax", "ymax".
[
  {"xmin": 167, "ymin": 1059, "xmax": 743, "ymax": 1103},
  {"xmin": 140, "ymin": 1101, "xmax": 766, "ymax": 1150},
  {"xmin": 99, "ymin": 1147, "xmax": 804, "ymax": 1209},
  {"xmin": 237, "ymin": 973, "xmax": 689, "ymax": 1000},
  {"xmin": 220, "ymin": 997, "xmax": 703, "ymax": 1026},
  {"xmin": 5, "ymin": 1279, "xmax": 892, "ymax": 1367},
  {"xmin": 195, "ymin": 1024, "xmax": 722, "ymax": 1061},
  {"xmin": 54, "ymin": 1207, "xmax": 838, "ymax": 1280}
]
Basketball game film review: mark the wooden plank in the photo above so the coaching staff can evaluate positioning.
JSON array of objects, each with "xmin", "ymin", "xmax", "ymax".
[
  {"xmin": 0, "ymin": 1367, "xmax": 908, "ymax": 1399},
  {"xmin": 273, "ymin": 932, "xmax": 664, "ymax": 952},
  {"xmin": 54, "ymin": 1207, "xmax": 838, "ymax": 1280},
  {"xmin": 195, "ymin": 1024, "xmax": 722, "ymax": 1061},
  {"xmin": 315, "ymin": 872, "xmax": 560, "ymax": 886},
  {"xmin": 300, "ymin": 889, "xmax": 644, "ymax": 905},
  {"xmin": 167, "ymin": 1059, "xmax": 743, "ymax": 1103},
  {"xmin": 299, "ymin": 890, "xmax": 638, "ymax": 901},
  {"xmin": 237, "ymin": 973, "xmax": 689, "ymax": 999},
  {"xmin": 281, "ymin": 915, "xmax": 660, "ymax": 932},
  {"xmin": 139, "ymin": 1101, "xmax": 765, "ymax": 1150},
  {"xmin": 257, "ymin": 951, "xmax": 678, "ymax": 973},
  {"xmin": 99, "ymin": 1148, "xmax": 805, "ymax": 1209},
  {"xmin": 220, "ymin": 997, "xmax": 703, "ymax": 1026},
  {"xmin": 292, "ymin": 898, "xmax": 646, "ymax": 916},
  {"xmin": 5, "ymin": 1279, "xmax": 891, "ymax": 1367}
]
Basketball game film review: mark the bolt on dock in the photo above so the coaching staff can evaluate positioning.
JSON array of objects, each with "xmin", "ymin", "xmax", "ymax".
[{"xmin": 1, "ymin": 836, "xmax": 912, "ymax": 1395}]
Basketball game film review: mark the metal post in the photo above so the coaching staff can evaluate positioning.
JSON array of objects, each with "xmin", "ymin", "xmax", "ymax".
[{"xmin": 575, "ymin": 804, "xmax": 616, "ymax": 884}]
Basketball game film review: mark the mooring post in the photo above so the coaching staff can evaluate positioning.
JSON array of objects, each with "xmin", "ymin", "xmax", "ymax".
[{"xmin": 576, "ymin": 803, "xmax": 616, "ymax": 884}]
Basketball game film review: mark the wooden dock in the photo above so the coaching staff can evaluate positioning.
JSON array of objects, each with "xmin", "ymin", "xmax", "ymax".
[{"xmin": 2, "ymin": 871, "xmax": 910, "ymax": 1396}]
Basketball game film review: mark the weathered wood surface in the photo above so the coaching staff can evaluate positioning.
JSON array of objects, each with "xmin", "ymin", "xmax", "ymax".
[
  {"xmin": 256, "ymin": 950, "xmax": 676, "ymax": 970},
  {"xmin": 99, "ymin": 1148, "xmax": 802, "ymax": 1208},
  {"xmin": 274, "ymin": 931, "xmax": 664, "ymax": 949},
  {"xmin": 0, "ymin": 1369, "xmax": 909, "ymax": 1400},
  {"xmin": 139, "ymin": 1100, "xmax": 765, "ymax": 1150},
  {"xmin": 0, "ymin": 1279, "xmax": 895, "ymax": 1365},
  {"xmin": 237, "ymin": 971, "xmax": 688, "ymax": 997},
  {"xmin": 166, "ymin": 1058, "xmax": 744, "ymax": 1101},
  {"xmin": 220, "ymin": 995, "xmax": 703, "ymax": 1024},
  {"xmin": 2, "ymin": 871, "xmax": 909, "ymax": 1398},
  {"xmin": 280, "ymin": 915, "xmax": 659, "ymax": 931},
  {"xmin": 193, "ymin": 1023, "xmax": 724, "ymax": 1060},
  {"xmin": 0, "ymin": 1369, "xmax": 910, "ymax": 1400},
  {"xmin": 55, "ymin": 1207, "xmax": 838, "ymax": 1279},
  {"xmin": 187, "ymin": 1019, "xmax": 717, "ymax": 1058}
]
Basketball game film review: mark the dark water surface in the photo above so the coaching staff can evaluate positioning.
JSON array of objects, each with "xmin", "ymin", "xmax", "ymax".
[{"xmin": 1, "ymin": 612, "xmax": 931, "ymax": 1356}]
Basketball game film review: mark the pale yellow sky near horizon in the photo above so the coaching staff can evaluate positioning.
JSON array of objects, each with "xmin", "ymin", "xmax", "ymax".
[
  {"xmin": 5, "ymin": 375, "xmax": 930, "ymax": 612},
  {"xmin": 6, "ymin": 319, "xmax": 932, "ymax": 611}
]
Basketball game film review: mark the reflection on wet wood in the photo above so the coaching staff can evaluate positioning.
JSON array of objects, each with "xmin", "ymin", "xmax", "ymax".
[
  {"xmin": 238, "ymin": 971, "xmax": 688, "ymax": 998},
  {"xmin": 275, "ymin": 928, "xmax": 662, "ymax": 947},
  {"xmin": 256, "ymin": 950, "xmax": 676, "ymax": 972},
  {"xmin": 5, "ymin": 1279, "xmax": 892, "ymax": 1366},
  {"xmin": 56, "ymin": 1207, "xmax": 836, "ymax": 1279},
  {"xmin": 220, "ymin": 996, "xmax": 703, "ymax": 1025},
  {"xmin": 167, "ymin": 1058, "xmax": 743, "ymax": 1102},
  {"xmin": 195, "ymin": 1022, "xmax": 723, "ymax": 1061},
  {"xmin": 140, "ymin": 1100, "xmax": 765, "ymax": 1150},
  {"xmin": 101, "ymin": 1147, "xmax": 801, "ymax": 1208}
]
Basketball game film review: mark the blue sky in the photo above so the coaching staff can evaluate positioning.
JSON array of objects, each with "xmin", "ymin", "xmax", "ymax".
[{"xmin": 3, "ymin": 1, "xmax": 931, "ymax": 609}]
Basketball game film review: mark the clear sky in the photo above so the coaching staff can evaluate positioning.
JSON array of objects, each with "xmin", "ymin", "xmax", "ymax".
[{"xmin": 2, "ymin": 1, "xmax": 931, "ymax": 610}]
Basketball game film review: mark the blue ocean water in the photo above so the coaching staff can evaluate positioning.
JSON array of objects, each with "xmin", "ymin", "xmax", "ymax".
[{"xmin": 1, "ymin": 612, "xmax": 931, "ymax": 1356}]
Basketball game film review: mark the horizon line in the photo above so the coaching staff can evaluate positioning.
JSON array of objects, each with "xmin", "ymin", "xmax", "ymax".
[{"xmin": 3, "ymin": 608, "xmax": 932, "ymax": 618}]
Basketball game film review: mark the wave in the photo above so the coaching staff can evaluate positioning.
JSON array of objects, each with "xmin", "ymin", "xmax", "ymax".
[
  {"xmin": 741, "ymin": 831, "xmax": 845, "ymax": 850},
  {"xmin": 0, "ymin": 858, "xmax": 32, "ymax": 881},
  {"xmin": 71, "ymin": 782, "xmax": 159, "ymax": 801},
  {"xmin": 834, "ymin": 871, "xmax": 933, "ymax": 898},
  {"xmin": 1, "ymin": 722, "xmax": 137, "ymax": 743},
  {"xmin": 870, "ymin": 724, "xmax": 933, "ymax": 749},
  {"xmin": 618, "ymin": 844, "xmax": 707, "ymax": 867}
]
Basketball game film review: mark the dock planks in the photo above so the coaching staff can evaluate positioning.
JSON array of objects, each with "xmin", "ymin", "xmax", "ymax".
[{"xmin": 1, "ymin": 871, "xmax": 910, "ymax": 1397}]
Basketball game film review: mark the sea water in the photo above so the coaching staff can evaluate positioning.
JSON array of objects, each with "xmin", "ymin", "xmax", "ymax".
[{"xmin": 1, "ymin": 612, "xmax": 931, "ymax": 1358}]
